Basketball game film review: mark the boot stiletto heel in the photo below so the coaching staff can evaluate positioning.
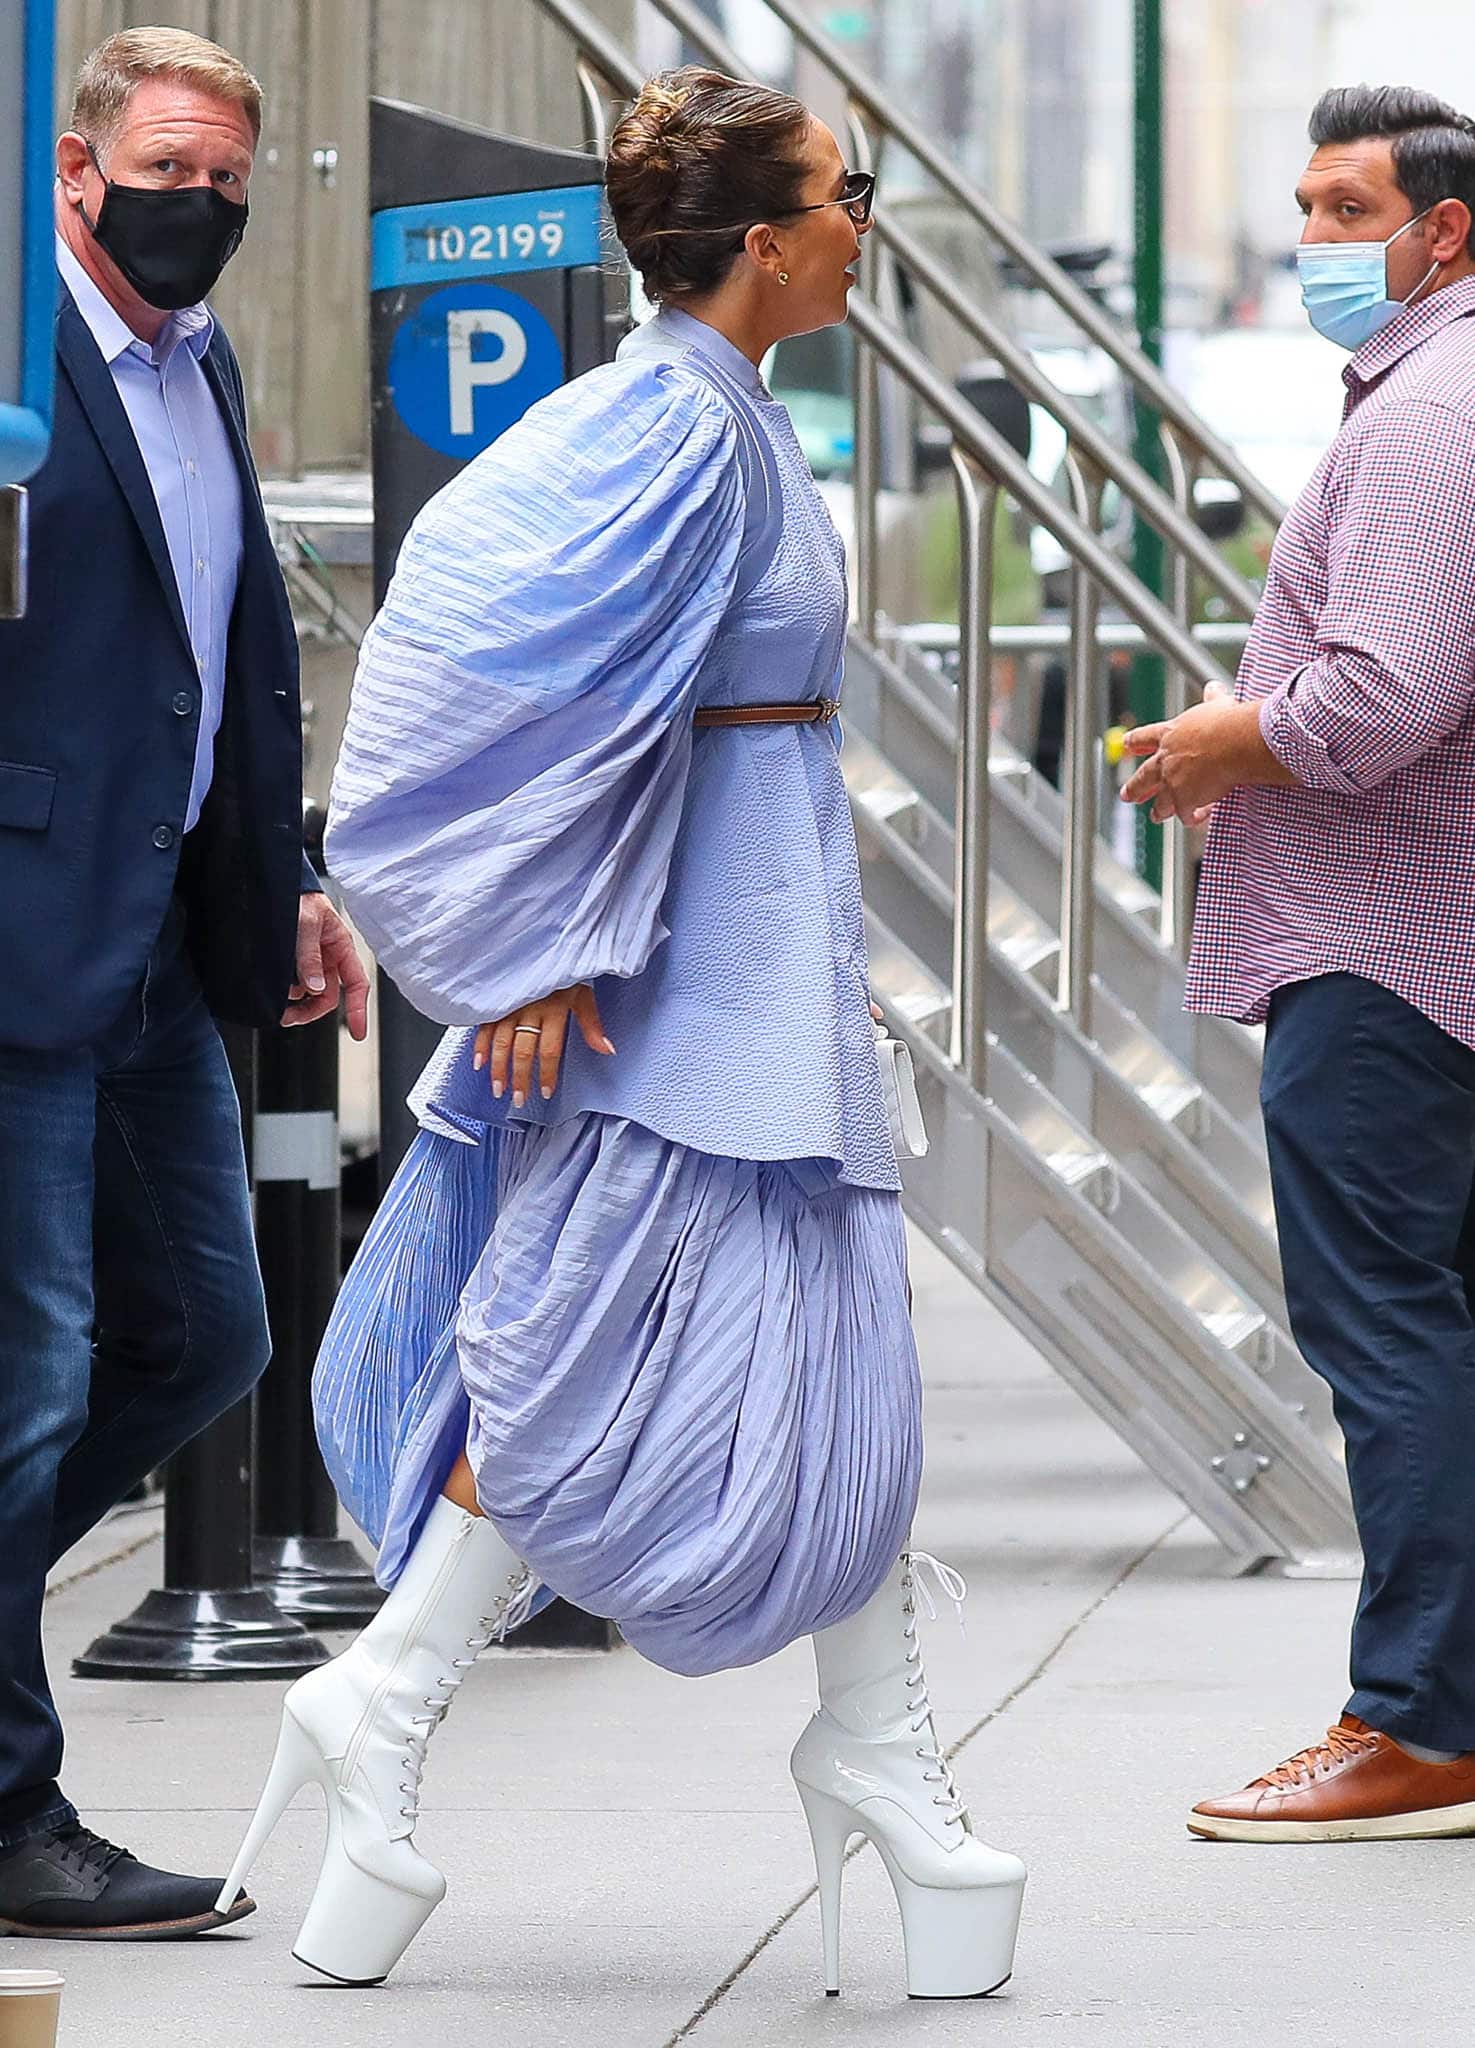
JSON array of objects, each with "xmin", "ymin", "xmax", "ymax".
[
  {"xmin": 218, "ymin": 1498, "xmax": 531, "ymax": 1985},
  {"xmin": 216, "ymin": 1710, "xmax": 328, "ymax": 1912},
  {"xmin": 795, "ymin": 1784, "xmax": 858, "ymax": 1994}
]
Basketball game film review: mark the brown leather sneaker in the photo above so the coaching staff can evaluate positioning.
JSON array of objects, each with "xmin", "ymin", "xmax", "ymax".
[{"xmin": 1188, "ymin": 1714, "xmax": 1475, "ymax": 1841}]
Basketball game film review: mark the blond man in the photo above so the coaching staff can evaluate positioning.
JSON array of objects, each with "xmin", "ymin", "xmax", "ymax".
[{"xmin": 0, "ymin": 28, "xmax": 366, "ymax": 1937}]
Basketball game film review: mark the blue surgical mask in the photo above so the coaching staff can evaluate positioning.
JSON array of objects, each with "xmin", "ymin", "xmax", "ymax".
[{"xmin": 1296, "ymin": 207, "xmax": 1441, "ymax": 350}]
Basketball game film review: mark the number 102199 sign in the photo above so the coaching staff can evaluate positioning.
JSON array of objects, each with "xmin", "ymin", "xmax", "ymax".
[{"xmin": 370, "ymin": 184, "xmax": 604, "ymax": 290}]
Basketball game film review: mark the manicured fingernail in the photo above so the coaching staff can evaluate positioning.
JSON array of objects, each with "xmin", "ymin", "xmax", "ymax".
[
  {"xmin": 308, "ymin": 976, "xmax": 326, "ymax": 993},
  {"xmin": 541, "ymin": 1083, "xmax": 555, "ymax": 1099},
  {"xmin": 473, "ymin": 1051, "xmax": 485, "ymax": 1070},
  {"xmin": 513, "ymin": 1088, "xmax": 525, "ymax": 1107},
  {"xmin": 601, "ymin": 1038, "xmax": 616, "ymax": 1053},
  {"xmin": 491, "ymin": 1078, "xmax": 504, "ymax": 1098}
]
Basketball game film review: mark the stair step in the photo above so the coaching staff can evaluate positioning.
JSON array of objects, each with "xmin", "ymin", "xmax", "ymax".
[
  {"xmin": 1136, "ymin": 1075, "xmax": 1208, "ymax": 1131},
  {"xmin": 1044, "ymin": 1146, "xmax": 1120, "ymax": 1213},
  {"xmin": 988, "ymin": 896, "xmax": 1061, "ymax": 979},
  {"xmin": 891, "ymin": 988, "xmax": 952, "ymax": 1032},
  {"xmin": 1199, "ymin": 1306, "xmax": 1270, "ymax": 1362},
  {"xmin": 852, "ymin": 781, "xmax": 917, "ymax": 826}
]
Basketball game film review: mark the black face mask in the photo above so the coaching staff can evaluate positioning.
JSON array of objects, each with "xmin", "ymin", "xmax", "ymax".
[{"xmin": 81, "ymin": 148, "xmax": 248, "ymax": 310}]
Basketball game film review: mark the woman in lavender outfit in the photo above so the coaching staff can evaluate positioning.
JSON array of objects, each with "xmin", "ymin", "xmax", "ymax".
[{"xmin": 221, "ymin": 68, "xmax": 1026, "ymax": 1999}]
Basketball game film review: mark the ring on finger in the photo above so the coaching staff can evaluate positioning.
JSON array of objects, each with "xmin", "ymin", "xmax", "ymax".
[{"xmin": 512, "ymin": 1024, "xmax": 541, "ymax": 1037}]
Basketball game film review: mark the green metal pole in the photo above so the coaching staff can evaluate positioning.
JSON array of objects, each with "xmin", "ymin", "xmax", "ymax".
[{"xmin": 1131, "ymin": 0, "xmax": 1166, "ymax": 888}]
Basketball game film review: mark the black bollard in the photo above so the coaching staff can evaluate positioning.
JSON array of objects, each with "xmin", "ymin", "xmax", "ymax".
[
  {"xmin": 74, "ymin": 1027, "xmax": 329, "ymax": 1679},
  {"xmin": 253, "ymin": 973, "xmax": 383, "ymax": 1628}
]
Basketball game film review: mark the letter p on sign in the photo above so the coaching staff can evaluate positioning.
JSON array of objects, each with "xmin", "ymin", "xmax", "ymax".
[{"xmin": 446, "ymin": 309, "xmax": 528, "ymax": 435}]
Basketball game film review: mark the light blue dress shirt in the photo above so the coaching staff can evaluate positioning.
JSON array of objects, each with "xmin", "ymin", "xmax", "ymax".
[{"xmin": 56, "ymin": 233, "xmax": 242, "ymax": 832}]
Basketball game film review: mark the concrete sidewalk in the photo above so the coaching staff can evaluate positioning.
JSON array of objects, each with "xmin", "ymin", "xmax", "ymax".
[{"xmin": 28, "ymin": 1232, "xmax": 1460, "ymax": 2048}]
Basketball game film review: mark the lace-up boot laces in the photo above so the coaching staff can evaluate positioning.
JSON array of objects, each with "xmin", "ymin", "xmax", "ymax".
[
  {"xmin": 395, "ymin": 1567, "xmax": 535, "ymax": 1822},
  {"xmin": 902, "ymin": 1552, "xmax": 969, "ymax": 1831}
]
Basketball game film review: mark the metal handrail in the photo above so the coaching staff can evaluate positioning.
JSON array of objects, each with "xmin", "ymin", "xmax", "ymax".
[
  {"xmin": 622, "ymin": 0, "xmax": 1267, "ymax": 622},
  {"xmin": 866, "ymin": 216, "xmax": 1261, "ymax": 620},
  {"xmin": 640, "ymin": 0, "xmax": 1285, "ymax": 533},
  {"xmin": 896, "ymin": 621, "xmax": 1253, "ymax": 656},
  {"xmin": 530, "ymin": 0, "xmax": 1237, "ymax": 1088},
  {"xmin": 536, "ymin": 0, "xmax": 1264, "ymax": 633},
  {"xmin": 950, "ymin": 449, "xmax": 996, "ymax": 1092},
  {"xmin": 1061, "ymin": 453, "xmax": 1106, "ymax": 1033},
  {"xmin": 844, "ymin": 295, "xmax": 1229, "ymax": 694}
]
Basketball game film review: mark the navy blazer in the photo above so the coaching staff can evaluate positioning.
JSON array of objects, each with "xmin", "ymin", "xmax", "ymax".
[{"xmin": 0, "ymin": 280, "xmax": 313, "ymax": 1052}]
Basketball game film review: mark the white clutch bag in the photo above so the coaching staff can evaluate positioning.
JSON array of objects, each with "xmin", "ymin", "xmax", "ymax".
[{"xmin": 874, "ymin": 1023, "xmax": 930, "ymax": 1158}]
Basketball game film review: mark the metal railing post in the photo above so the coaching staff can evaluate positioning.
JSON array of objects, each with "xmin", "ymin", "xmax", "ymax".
[
  {"xmin": 851, "ymin": 167, "xmax": 882, "ymax": 641},
  {"xmin": 1158, "ymin": 424, "xmax": 1199, "ymax": 960},
  {"xmin": 1060, "ymin": 455, "xmax": 1104, "ymax": 1035},
  {"xmin": 575, "ymin": 57, "xmax": 610, "ymax": 155},
  {"xmin": 950, "ymin": 447, "xmax": 998, "ymax": 1094}
]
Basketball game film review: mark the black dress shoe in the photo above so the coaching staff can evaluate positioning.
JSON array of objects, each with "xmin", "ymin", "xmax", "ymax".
[{"xmin": 0, "ymin": 1823, "xmax": 254, "ymax": 1940}]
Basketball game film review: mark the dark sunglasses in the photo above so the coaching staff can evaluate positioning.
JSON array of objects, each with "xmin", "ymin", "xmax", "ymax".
[
  {"xmin": 670, "ymin": 169, "xmax": 876, "ymax": 254},
  {"xmin": 786, "ymin": 170, "xmax": 877, "ymax": 228}
]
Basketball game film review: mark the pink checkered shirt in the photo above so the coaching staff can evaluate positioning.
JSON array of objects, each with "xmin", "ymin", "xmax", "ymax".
[{"xmin": 1186, "ymin": 273, "xmax": 1475, "ymax": 1047}]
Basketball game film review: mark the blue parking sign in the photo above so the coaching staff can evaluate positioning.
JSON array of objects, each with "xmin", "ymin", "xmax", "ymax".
[{"xmin": 386, "ymin": 282, "xmax": 564, "ymax": 460}]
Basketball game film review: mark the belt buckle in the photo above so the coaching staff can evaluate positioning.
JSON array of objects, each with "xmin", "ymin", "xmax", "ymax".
[{"xmin": 815, "ymin": 697, "xmax": 840, "ymax": 724}]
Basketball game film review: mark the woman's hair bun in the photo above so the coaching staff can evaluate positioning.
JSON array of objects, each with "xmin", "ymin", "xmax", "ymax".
[
  {"xmin": 606, "ymin": 67, "xmax": 812, "ymax": 303},
  {"xmin": 611, "ymin": 78, "xmax": 689, "ymax": 192}
]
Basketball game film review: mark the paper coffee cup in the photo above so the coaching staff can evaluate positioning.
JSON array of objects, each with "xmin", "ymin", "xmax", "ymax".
[{"xmin": 0, "ymin": 1971, "xmax": 63, "ymax": 2048}]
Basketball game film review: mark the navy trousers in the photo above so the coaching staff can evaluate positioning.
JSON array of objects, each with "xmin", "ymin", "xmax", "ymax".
[
  {"xmin": 1262, "ymin": 972, "xmax": 1475, "ymax": 1750},
  {"xmin": 0, "ymin": 906, "xmax": 270, "ymax": 1849}
]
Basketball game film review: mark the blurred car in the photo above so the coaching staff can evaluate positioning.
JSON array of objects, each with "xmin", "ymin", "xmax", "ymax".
[{"xmin": 1162, "ymin": 323, "xmax": 1347, "ymax": 507}]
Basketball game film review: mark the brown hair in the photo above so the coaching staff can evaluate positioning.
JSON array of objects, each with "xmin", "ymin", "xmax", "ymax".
[
  {"xmin": 606, "ymin": 68, "xmax": 813, "ymax": 302},
  {"xmin": 71, "ymin": 27, "xmax": 264, "ymax": 153}
]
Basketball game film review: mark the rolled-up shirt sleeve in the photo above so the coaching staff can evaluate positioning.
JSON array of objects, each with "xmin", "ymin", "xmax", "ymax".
[{"xmin": 1258, "ymin": 399, "xmax": 1475, "ymax": 794}]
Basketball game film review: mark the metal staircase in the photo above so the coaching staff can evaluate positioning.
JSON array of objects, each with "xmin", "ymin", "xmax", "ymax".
[{"xmin": 529, "ymin": 0, "xmax": 1358, "ymax": 1572}]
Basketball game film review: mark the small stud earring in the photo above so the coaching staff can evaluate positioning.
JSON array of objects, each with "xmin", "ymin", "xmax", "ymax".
[{"xmin": 777, "ymin": 270, "xmax": 790, "ymax": 286}]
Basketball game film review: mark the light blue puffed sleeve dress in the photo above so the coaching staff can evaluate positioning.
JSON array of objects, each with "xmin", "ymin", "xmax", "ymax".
[{"xmin": 316, "ymin": 307, "xmax": 921, "ymax": 1677}]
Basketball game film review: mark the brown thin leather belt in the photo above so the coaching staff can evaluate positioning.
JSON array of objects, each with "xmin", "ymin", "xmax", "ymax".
[{"xmin": 694, "ymin": 697, "xmax": 839, "ymax": 727}]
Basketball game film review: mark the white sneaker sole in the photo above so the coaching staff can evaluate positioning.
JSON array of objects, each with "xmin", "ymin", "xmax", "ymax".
[{"xmin": 1187, "ymin": 1798, "xmax": 1475, "ymax": 1843}]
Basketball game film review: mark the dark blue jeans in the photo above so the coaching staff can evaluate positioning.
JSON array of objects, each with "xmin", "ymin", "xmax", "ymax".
[
  {"xmin": 1262, "ymin": 972, "xmax": 1475, "ymax": 1750},
  {"xmin": 0, "ymin": 904, "xmax": 269, "ymax": 1849}
]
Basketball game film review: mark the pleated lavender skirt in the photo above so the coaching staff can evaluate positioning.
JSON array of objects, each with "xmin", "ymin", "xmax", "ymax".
[{"xmin": 313, "ymin": 1112, "xmax": 922, "ymax": 1676}]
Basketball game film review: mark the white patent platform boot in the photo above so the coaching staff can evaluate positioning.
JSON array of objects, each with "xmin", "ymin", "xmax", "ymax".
[
  {"xmin": 216, "ymin": 1497, "xmax": 532, "ymax": 1984},
  {"xmin": 790, "ymin": 1553, "xmax": 1027, "ymax": 1999}
]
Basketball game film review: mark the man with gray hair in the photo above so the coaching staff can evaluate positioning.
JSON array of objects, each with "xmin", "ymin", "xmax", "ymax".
[{"xmin": 0, "ymin": 27, "xmax": 367, "ymax": 1937}]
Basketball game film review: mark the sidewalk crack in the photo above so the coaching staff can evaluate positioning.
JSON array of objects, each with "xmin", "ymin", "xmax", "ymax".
[{"xmin": 658, "ymin": 1511, "xmax": 1187, "ymax": 2044}]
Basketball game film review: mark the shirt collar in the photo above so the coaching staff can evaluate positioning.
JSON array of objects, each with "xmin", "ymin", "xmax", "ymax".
[
  {"xmin": 1346, "ymin": 270, "xmax": 1475, "ymax": 395},
  {"xmin": 650, "ymin": 305, "xmax": 767, "ymax": 397},
  {"xmin": 55, "ymin": 229, "xmax": 214, "ymax": 368}
]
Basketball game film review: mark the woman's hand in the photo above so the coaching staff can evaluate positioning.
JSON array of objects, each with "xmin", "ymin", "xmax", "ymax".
[{"xmin": 473, "ymin": 983, "xmax": 615, "ymax": 1106}]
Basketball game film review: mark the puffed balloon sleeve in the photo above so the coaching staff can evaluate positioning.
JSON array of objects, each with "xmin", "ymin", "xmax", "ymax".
[{"xmin": 324, "ymin": 358, "xmax": 748, "ymax": 1027}]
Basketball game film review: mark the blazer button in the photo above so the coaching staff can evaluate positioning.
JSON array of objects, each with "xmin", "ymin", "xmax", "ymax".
[
  {"xmin": 153, "ymin": 825, "xmax": 176, "ymax": 850},
  {"xmin": 172, "ymin": 691, "xmax": 194, "ymax": 716}
]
